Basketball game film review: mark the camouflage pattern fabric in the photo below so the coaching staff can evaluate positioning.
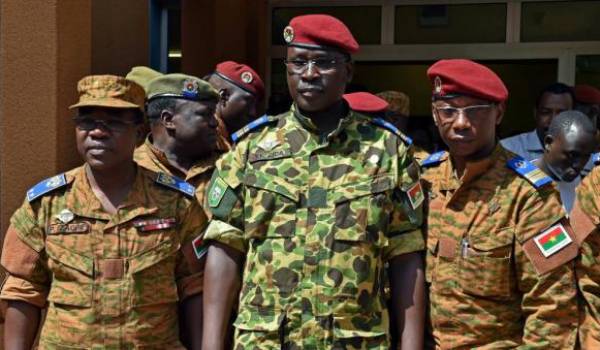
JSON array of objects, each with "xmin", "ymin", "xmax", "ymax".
[
  {"xmin": 0, "ymin": 165, "xmax": 207, "ymax": 349},
  {"xmin": 573, "ymin": 166, "xmax": 600, "ymax": 348},
  {"xmin": 134, "ymin": 135, "xmax": 220, "ymax": 208},
  {"xmin": 421, "ymin": 145, "xmax": 578, "ymax": 349},
  {"xmin": 204, "ymin": 105, "xmax": 425, "ymax": 349}
]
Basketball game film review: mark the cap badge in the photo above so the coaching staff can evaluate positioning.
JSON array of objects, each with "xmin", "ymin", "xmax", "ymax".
[
  {"xmin": 56, "ymin": 209, "xmax": 75, "ymax": 224},
  {"xmin": 182, "ymin": 79, "xmax": 199, "ymax": 99},
  {"xmin": 241, "ymin": 71, "xmax": 254, "ymax": 84},
  {"xmin": 434, "ymin": 76, "xmax": 443, "ymax": 94},
  {"xmin": 283, "ymin": 26, "xmax": 295, "ymax": 43}
]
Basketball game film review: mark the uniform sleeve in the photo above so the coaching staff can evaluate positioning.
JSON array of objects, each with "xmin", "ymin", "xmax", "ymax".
[
  {"xmin": 203, "ymin": 143, "xmax": 247, "ymax": 253},
  {"xmin": 384, "ymin": 143, "xmax": 425, "ymax": 260},
  {"xmin": 176, "ymin": 200, "xmax": 209, "ymax": 300},
  {"xmin": 0, "ymin": 200, "xmax": 51, "ymax": 308},
  {"xmin": 514, "ymin": 189, "xmax": 578, "ymax": 349}
]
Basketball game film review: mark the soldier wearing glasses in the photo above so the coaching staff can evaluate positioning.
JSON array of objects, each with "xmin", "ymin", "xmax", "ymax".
[
  {"xmin": 0, "ymin": 75, "xmax": 208, "ymax": 349},
  {"xmin": 420, "ymin": 60, "xmax": 578, "ymax": 349},
  {"xmin": 202, "ymin": 14, "xmax": 426, "ymax": 350}
]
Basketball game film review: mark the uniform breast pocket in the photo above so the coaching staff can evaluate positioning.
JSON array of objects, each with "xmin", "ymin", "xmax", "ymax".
[
  {"xmin": 243, "ymin": 169, "xmax": 299, "ymax": 241},
  {"xmin": 459, "ymin": 227, "xmax": 515, "ymax": 300}
]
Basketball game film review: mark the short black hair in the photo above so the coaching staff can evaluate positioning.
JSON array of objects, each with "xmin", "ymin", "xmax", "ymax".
[
  {"xmin": 535, "ymin": 83, "xmax": 575, "ymax": 109},
  {"xmin": 547, "ymin": 110, "xmax": 596, "ymax": 138},
  {"xmin": 146, "ymin": 97, "xmax": 179, "ymax": 123}
]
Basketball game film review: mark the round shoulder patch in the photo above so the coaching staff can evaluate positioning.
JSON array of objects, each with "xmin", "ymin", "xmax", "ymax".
[{"xmin": 283, "ymin": 26, "xmax": 295, "ymax": 43}]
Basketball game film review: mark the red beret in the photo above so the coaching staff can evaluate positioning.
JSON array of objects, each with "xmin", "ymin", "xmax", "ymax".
[
  {"xmin": 575, "ymin": 85, "xmax": 600, "ymax": 104},
  {"xmin": 427, "ymin": 59, "xmax": 508, "ymax": 103},
  {"xmin": 284, "ymin": 14, "xmax": 359, "ymax": 54},
  {"xmin": 215, "ymin": 61, "xmax": 265, "ymax": 100},
  {"xmin": 344, "ymin": 92, "xmax": 388, "ymax": 113}
]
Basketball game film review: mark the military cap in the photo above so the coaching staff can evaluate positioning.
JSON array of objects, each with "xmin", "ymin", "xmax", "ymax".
[
  {"xmin": 69, "ymin": 75, "xmax": 145, "ymax": 111},
  {"xmin": 146, "ymin": 73, "xmax": 218, "ymax": 102},
  {"xmin": 427, "ymin": 59, "xmax": 508, "ymax": 103},
  {"xmin": 125, "ymin": 66, "xmax": 163, "ymax": 92},
  {"xmin": 283, "ymin": 14, "xmax": 359, "ymax": 54},
  {"xmin": 215, "ymin": 61, "xmax": 265, "ymax": 100},
  {"xmin": 343, "ymin": 92, "xmax": 388, "ymax": 113},
  {"xmin": 575, "ymin": 84, "xmax": 600, "ymax": 104},
  {"xmin": 377, "ymin": 91, "xmax": 410, "ymax": 116}
]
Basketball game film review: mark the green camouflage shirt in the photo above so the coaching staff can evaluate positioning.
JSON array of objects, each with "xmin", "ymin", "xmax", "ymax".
[
  {"xmin": 0, "ymin": 165, "xmax": 207, "ymax": 349},
  {"xmin": 205, "ymin": 105, "xmax": 425, "ymax": 349}
]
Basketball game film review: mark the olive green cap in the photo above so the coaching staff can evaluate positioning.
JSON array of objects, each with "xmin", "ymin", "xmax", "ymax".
[
  {"xmin": 146, "ymin": 73, "xmax": 218, "ymax": 102},
  {"xmin": 69, "ymin": 75, "xmax": 145, "ymax": 111},
  {"xmin": 125, "ymin": 66, "xmax": 163, "ymax": 92}
]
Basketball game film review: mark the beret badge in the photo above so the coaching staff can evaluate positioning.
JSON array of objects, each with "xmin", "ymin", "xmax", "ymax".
[
  {"xmin": 241, "ymin": 71, "xmax": 254, "ymax": 84},
  {"xmin": 182, "ymin": 79, "xmax": 199, "ymax": 98},
  {"xmin": 283, "ymin": 26, "xmax": 295, "ymax": 43},
  {"xmin": 434, "ymin": 76, "xmax": 443, "ymax": 95}
]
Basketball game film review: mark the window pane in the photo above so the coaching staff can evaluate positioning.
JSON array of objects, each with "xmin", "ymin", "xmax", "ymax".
[
  {"xmin": 272, "ymin": 6, "xmax": 381, "ymax": 46},
  {"xmin": 522, "ymin": 1, "xmax": 600, "ymax": 42},
  {"xmin": 576, "ymin": 55, "xmax": 600, "ymax": 87},
  {"xmin": 395, "ymin": 4, "xmax": 506, "ymax": 44}
]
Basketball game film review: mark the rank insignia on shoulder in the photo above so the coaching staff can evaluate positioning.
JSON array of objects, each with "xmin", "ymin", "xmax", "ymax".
[
  {"xmin": 27, "ymin": 174, "xmax": 68, "ymax": 202},
  {"xmin": 506, "ymin": 156, "xmax": 552, "ymax": 189},
  {"xmin": 534, "ymin": 223, "xmax": 573, "ymax": 258},
  {"xmin": 231, "ymin": 115, "xmax": 276, "ymax": 143},
  {"xmin": 133, "ymin": 217, "xmax": 177, "ymax": 232},
  {"xmin": 155, "ymin": 173, "xmax": 195, "ymax": 197},
  {"xmin": 593, "ymin": 152, "xmax": 600, "ymax": 165},
  {"xmin": 420, "ymin": 151, "xmax": 447, "ymax": 168},
  {"xmin": 371, "ymin": 117, "xmax": 413, "ymax": 146}
]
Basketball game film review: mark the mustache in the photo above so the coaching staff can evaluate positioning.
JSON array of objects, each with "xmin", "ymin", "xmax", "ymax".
[{"xmin": 297, "ymin": 84, "xmax": 324, "ymax": 92}]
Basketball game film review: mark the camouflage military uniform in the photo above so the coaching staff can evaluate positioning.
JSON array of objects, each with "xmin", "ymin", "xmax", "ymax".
[
  {"xmin": 0, "ymin": 165, "xmax": 207, "ymax": 349},
  {"xmin": 571, "ymin": 166, "xmax": 600, "ymax": 348},
  {"xmin": 204, "ymin": 105, "xmax": 424, "ymax": 349},
  {"xmin": 422, "ymin": 146, "xmax": 578, "ymax": 349},
  {"xmin": 134, "ymin": 135, "xmax": 220, "ymax": 207}
]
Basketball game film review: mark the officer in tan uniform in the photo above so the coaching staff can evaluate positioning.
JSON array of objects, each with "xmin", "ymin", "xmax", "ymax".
[
  {"xmin": 421, "ymin": 59, "xmax": 578, "ymax": 349},
  {"xmin": 133, "ymin": 73, "xmax": 220, "ymax": 206},
  {"xmin": 0, "ymin": 75, "xmax": 207, "ymax": 349}
]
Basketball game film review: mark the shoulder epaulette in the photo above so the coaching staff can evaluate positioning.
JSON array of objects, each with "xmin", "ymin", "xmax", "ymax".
[
  {"xmin": 155, "ymin": 172, "xmax": 195, "ymax": 197},
  {"xmin": 371, "ymin": 117, "xmax": 413, "ymax": 146},
  {"xmin": 420, "ymin": 151, "xmax": 447, "ymax": 168},
  {"xmin": 506, "ymin": 156, "xmax": 552, "ymax": 189},
  {"xmin": 231, "ymin": 115, "xmax": 277, "ymax": 143},
  {"xmin": 592, "ymin": 152, "xmax": 600, "ymax": 165},
  {"xmin": 27, "ymin": 174, "xmax": 68, "ymax": 202}
]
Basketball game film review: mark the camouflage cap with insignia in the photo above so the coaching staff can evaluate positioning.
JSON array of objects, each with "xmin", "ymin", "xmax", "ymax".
[
  {"xmin": 125, "ymin": 66, "xmax": 163, "ymax": 92},
  {"xmin": 69, "ymin": 75, "xmax": 145, "ymax": 111},
  {"xmin": 146, "ymin": 73, "xmax": 218, "ymax": 102}
]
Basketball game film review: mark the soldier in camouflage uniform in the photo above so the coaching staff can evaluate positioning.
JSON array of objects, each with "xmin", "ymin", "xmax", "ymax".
[
  {"xmin": 0, "ymin": 75, "xmax": 207, "ymax": 349},
  {"xmin": 132, "ymin": 73, "xmax": 220, "ymax": 207},
  {"xmin": 202, "ymin": 14, "xmax": 426, "ymax": 350},
  {"xmin": 421, "ymin": 59, "xmax": 578, "ymax": 349}
]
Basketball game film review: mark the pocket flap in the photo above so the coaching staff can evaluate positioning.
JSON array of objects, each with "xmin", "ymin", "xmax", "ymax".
[
  {"xmin": 233, "ymin": 307, "xmax": 283, "ymax": 332},
  {"xmin": 333, "ymin": 316, "xmax": 386, "ymax": 339},
  {"xmin": 47, "ymin": 281, "xmax": 92, "ymax": 307},
  {"xmin": 45, "ymin": 239, "xmax": 94, "ymax": 276},
  {"xmin": 470, "ymin": 227, "xmax": 514, "ymax": 252},
  {"xmin": 332, "ymin": 175, "xmax": 394, "ymax": 204},
  {"xmin": 243, "ymin": 170, "xmax": 299, "ymax": 202},
  {"xmin": 129, "ymin": 238, "xmax": 180, "ymax": 274}
]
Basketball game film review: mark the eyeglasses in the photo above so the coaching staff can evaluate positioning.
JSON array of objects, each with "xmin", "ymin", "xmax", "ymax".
[
  {"xmin": 72, "ymin": 116, "xmax": 139, "ymax": 132},
  {"xmin": 283, "ymin": 58, "xmax": 348, "ymax": 74},
  {"xmin": 434, "ymin": 104, "xmax": 495, "ymax": 124}
]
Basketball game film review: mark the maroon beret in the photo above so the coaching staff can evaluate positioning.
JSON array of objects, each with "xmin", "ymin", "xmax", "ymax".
[
  {"xmin": 575, "ymin": 84, "xmax": 600, "ymax": 104},
  {"xmin": 284, "ymin": 14, "xmax": 359, "ymax": 54},
  {"xmin": 215, "ymin": 61, "xmax": 265, "ymax": 100},
  {"xmin": 427, "ymin": 59, "xmax": 508, "ymax": 103},
  {"xmin": 344, "ymin": 92, "xmax": 389, "ymax": 113}
]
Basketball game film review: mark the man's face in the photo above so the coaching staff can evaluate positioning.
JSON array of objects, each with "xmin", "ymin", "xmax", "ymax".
[
  {"xmin": 75, "ymin": 107, "xmax": 142, "ymax": 171},
  {"xmin": 432, "ymin": 95, "xmax": 504, "ymax": 159},
  {"xmin": 535, "ymin": 92, "xmax": 573, "ymax": 137},
  {"xmin": 168, "ymin": 99, "xmax": 218, "ymax": 158},
  {"xmin": 544, "ymin": 126, "xmax": 596, "ymax": 182},
  {"xmin": 286, "ymin": 46, "xmax": 352, "ymax": 113},
  {"xmin": 208, "ymin": 74, "xmax": 257, "ymax": 133}
]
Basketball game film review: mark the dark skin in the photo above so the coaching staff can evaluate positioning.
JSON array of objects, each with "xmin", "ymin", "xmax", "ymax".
[
  {"xmin": 539, "ymin": 125, "xmax": 596, "ymax": 182},
  {"xmin": 207, "ymin": 74, "xmax": 258, "ymax": 135},
  {"xmin": 432, "ymin": 96, "xmax": 505, "ymax": 177},
  {"xmin": 151, "ymin": 99, "xmax": 218, "ymax": 174},
  {"xmin": 534, "ymin": 92, "xmax": 573, "ymax": 145},
  {"xmin": 202, "ymin": 45, "xmax": 425, "ymax": 350}
]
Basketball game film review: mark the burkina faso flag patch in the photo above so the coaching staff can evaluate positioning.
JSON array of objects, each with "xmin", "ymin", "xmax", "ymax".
[
  {"xmin": 534, "ymin": 223, "xmax": 572, "ymax": 258},
  {"xmin": 192, "ymin": 235, "xmax": 207, "ymax": 259},
  {"xmin": 407, "ymin": 181, "xmax": 424, "ymax": 209}
]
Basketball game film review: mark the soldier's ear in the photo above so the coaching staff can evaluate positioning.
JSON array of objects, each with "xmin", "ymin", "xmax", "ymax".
[
  {"xmin": 345, "ymin": 61, "xmax": 354, "ymax": 83},
  {"xmin": 431, "ymin": 104, "xmax": 439, "ymax": 126},
  {"xmin": 160, "ymin": 109, "xmax": 176, "ymax": 130},
  {"xmin": 544, "ymin": 134, "xmax": 554, "ymax": 151}
]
